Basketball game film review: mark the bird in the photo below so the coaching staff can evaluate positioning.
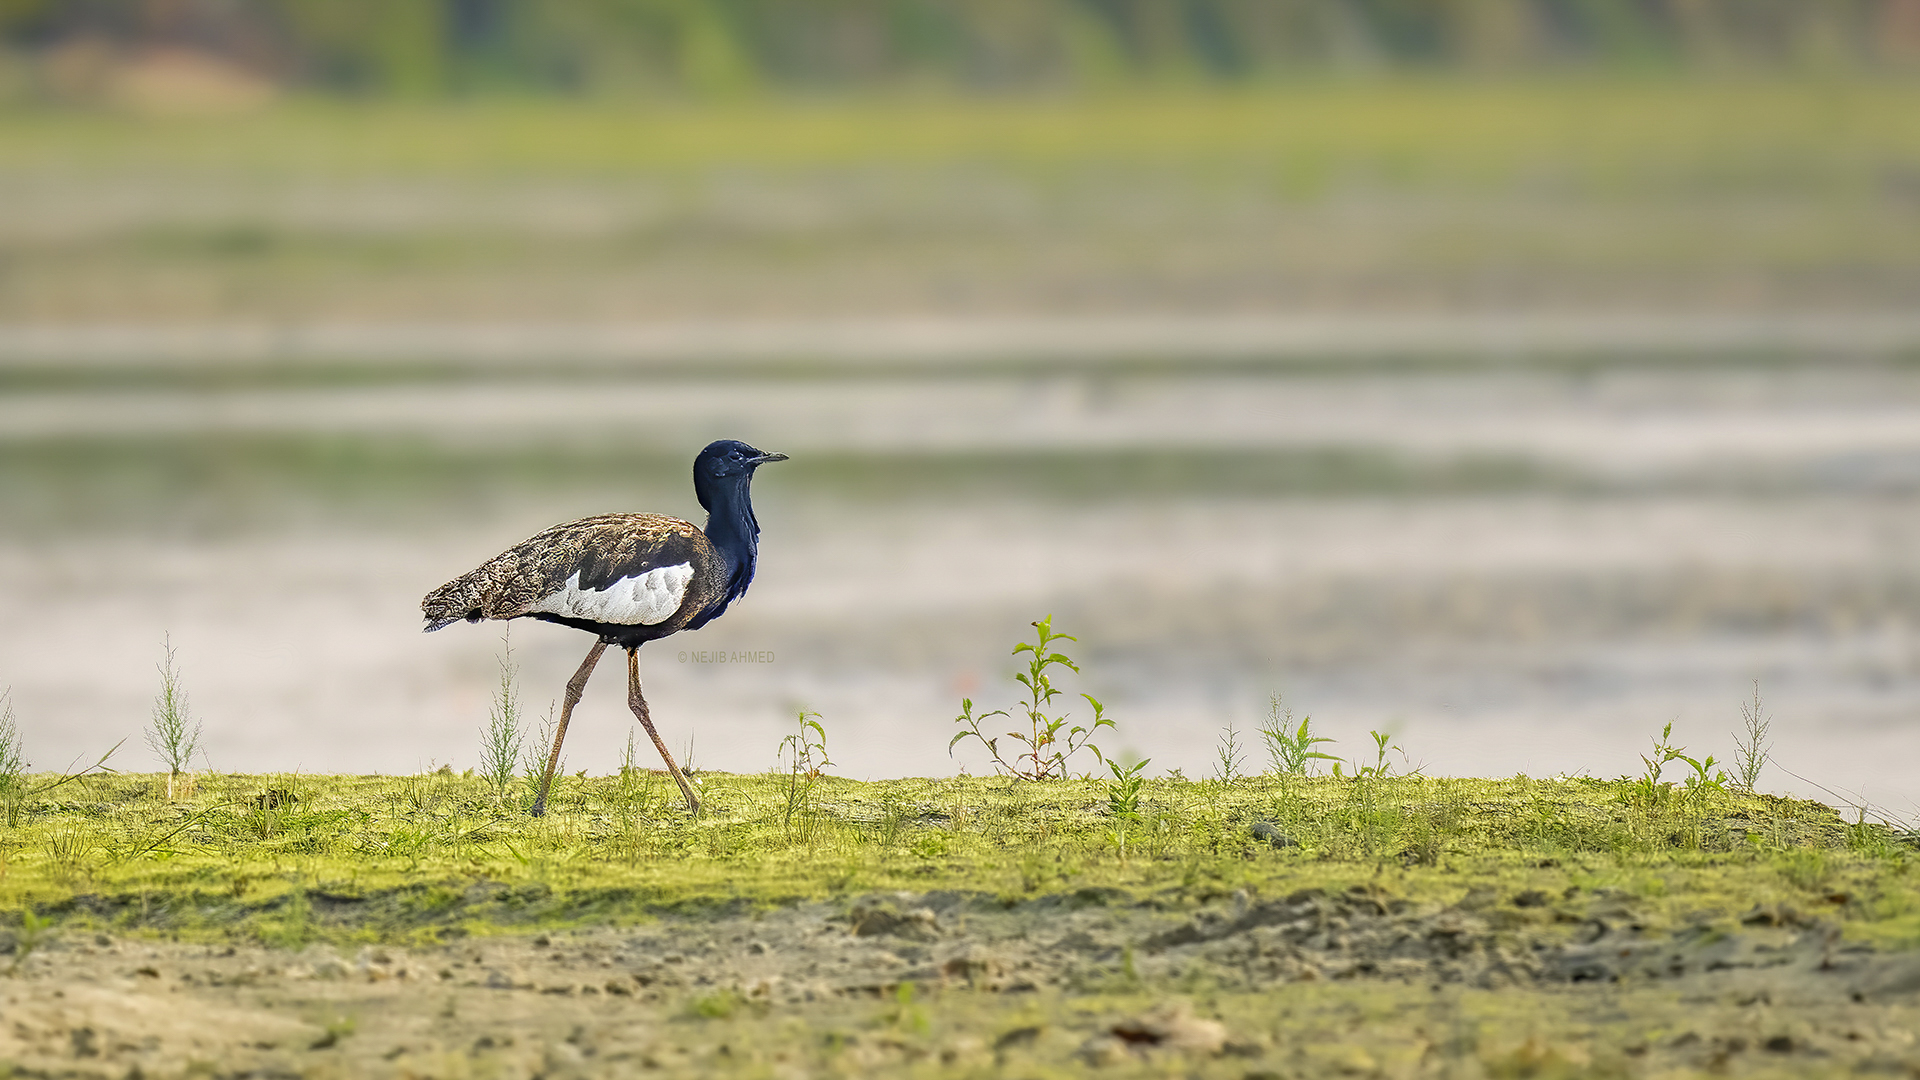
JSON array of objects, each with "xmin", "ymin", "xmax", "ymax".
[{"xmin": 421, "ymin": 439, "xmax": 787, "ymax": 816}]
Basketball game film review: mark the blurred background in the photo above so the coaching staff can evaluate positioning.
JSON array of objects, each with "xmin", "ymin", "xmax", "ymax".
[{"xmin": 0, "ymin": 1, "xmax": 1917, "ymax": 813}]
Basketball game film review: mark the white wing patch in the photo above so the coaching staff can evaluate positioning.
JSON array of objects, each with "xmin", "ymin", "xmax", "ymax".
[{"xmin": 527, "ymin": 562, "xmax": 693, "ymax": 626}]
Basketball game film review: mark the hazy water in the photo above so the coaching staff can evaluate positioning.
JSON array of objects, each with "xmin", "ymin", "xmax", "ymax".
[{"xmin": 2, "ymin": 351, "xmax": 1916, "ymax": 817}]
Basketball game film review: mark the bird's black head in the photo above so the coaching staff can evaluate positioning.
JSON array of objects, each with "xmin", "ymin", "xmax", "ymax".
[
  {"xmin": 694, "ymin": 439, "xmax": 787, "ymax": 509},
  {"xmin": 695, "ymin": 439, "xmax": 787, "ymax": 481}
]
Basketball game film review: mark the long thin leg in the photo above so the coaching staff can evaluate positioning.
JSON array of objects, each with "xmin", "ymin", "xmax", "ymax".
[
  {"xmin": 530, "ymin": 640, "xmax": 607, "ymax": 817},
  {"xmin": 627, "ymin": 647, "xmax": 700, "ymax": 815}
]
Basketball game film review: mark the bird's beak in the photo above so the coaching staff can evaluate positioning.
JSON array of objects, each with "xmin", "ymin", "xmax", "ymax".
[{"xmin": 751, "ymin": 451, "xmax": 789, "ymax": 464}]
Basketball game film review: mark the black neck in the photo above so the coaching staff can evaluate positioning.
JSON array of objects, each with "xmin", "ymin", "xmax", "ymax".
[{"xmin": 697, "ymin": 473, "xmax": 760, "ymax": 606}]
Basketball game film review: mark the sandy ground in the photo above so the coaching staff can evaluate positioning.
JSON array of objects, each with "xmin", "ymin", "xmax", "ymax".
[{"xmin": 2, "ymin": 886, "xmax": 1917, "ymax": 1078}]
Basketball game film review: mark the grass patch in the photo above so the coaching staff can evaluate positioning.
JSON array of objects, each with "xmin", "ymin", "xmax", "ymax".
[{"xmin": 0, "ymin": 768, "xmax": 1910, "ymax": 948}]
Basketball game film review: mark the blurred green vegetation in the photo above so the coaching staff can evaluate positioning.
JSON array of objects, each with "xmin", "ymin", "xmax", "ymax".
[
  {"xmin": 0, "ymin": 81, "xmax": 1914, "ymax": 320},
  {"xmin": 0, "ymin": 80, "xmax": 1913, "ymax": 176},
  {"xmin": 0, "ymin": 6, "xmax": 1912, "ymax": 320},
  {"xmin": 0, "ymin": 0, "xmax": 1916, "ymax": 101},
  {"xmin": 0, "ymin": 437, "xmax": 1576, "ymax": 537}
]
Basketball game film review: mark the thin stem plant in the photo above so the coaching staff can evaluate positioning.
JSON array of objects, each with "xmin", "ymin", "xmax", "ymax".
[
  {"xmin": 1733, "ymin": 681, "xmax": 1772, "ymax": 793},
  {"xmin": 1212, "ymin": 719, "xmax": 1247, "ymax": 784},
  {"xmin": 520, "ymin": 705, "xmax": 559, "ymax": 812},
  {"xmin": 0, "ymin": 688, "xmax": 27, "ymax": 827},
  {"xmin": 145, "ymin": 635, "xmax": 202, "ymax": 801},
  {"xmin": 478, "ymin": 631, "xmax": 525, "ymax": 804}
]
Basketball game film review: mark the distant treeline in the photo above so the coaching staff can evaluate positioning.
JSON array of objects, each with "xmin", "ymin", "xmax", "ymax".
[{"xmin": 3, "ymin": 0, "xmax": 1917, "ymax": 97}]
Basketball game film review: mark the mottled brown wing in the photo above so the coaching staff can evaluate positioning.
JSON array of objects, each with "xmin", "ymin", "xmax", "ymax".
[{"xmin": 422, "ymin": 513, "xmax": 705, "ymax": 629}]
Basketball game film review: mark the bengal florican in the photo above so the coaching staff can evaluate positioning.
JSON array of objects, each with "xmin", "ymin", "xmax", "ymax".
[{"xmin": 422, "ymin": 439, "xmax": 786, "ymax": 815}]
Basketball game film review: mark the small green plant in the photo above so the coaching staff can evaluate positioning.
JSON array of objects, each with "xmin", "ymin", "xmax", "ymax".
[
  {"xmin": 1104, "ymin": 757, "xmax": 1150, "ymax": 862},
  {"xmin": 1629, "ymin": 722, "xmax": 1726, "ymax": 808},
  {"xmin": 145, "ymin": 635, "xmax": 202, "ymax": 800},
  {"xmin": 609, "ymin": 729, "xmax": 664, "ymax": 825},
  {"xmin": 1625, "ymin": 721, "xmax": 1729, "ymax": 848},
  {"xmin": 0, "ymin": 689, "xmax": 28, "ymax": 828},
  {"xmin": 1335, "ymin": 730, "xmax": 1404, "ymax": 856},
  {"xmin": 478, "ymin": 632, "xmax": 525, "ymax": 803},
  {"xmin": 1357, "ymin": 730, "xmax": 1399, "ymax": 779},
  {"xmin": 1258, "ymin": 696, "xmax": 1337, "ymax": 776},
  {"xmin": 1212, "ymin": 719, "xmax": 1246, "ymax": 784},
  {"xmin": 619, "ymin": 729, "xmax": 639, "ymax": 778},
  {"xmin": 873, "ymin": 791, "xmax": 909, "ymax": 848},
  {"xmin": 604, "ymin": 728, "xmax": 660, "ymax": 832},
  {"xmin": 1732, "ymin": 681, "xmax": 1771, "ymax": 793},
  {"xmin": 519, "ymin": 705, "xmax": 559, "ymax": 810},
  {"xmin": 43, "ymin": 823, "xmax": 96, "ymax": 882},
  {"xmin": 777, "ymin": 710, "xmax": 833, "ymax": 840},
  {"xmin": 1678, "ymin": 751, "xmax": 1728, "ymax": 800},
  {"xmin": 951, "ymin": 616, "xmax": 1113, "ymax": 780},
  {"xmin": 1628, "ymin": 721, "xmax": 1686, "ymax": 810}
]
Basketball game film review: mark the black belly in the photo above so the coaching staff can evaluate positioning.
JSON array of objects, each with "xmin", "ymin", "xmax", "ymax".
[{"xmin": 523, "ymin": 612, "xmax": 686, "ymax": 648}]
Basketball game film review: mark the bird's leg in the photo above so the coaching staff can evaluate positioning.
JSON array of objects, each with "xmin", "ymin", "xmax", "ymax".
[
  {"xmin": 530, "ymin": 639, "xmax": 606, "ymax": 818},
  {"xmin": 627, "ymin": 647, "xmax": 700, "ymax": 815}
]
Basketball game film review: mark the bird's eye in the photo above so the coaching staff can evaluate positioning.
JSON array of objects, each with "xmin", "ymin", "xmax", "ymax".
[{"xmin": 729, "ymin": 451, "xmax": 743, "ymax": 460}]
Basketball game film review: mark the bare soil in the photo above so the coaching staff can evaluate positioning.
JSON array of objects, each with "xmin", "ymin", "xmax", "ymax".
[{"xmin": 4, "ymin": 884, "xmax": 1916, "ymax": 1078}]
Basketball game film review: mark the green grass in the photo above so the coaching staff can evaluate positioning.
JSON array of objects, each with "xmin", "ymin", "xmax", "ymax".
[
  {"xmin": 1, "ymin": 767, "xmax": 1912, "ymax": 949},
  {"xmin": 0, "ymin": 80, "xmax": 1913, "ymax": 179}
]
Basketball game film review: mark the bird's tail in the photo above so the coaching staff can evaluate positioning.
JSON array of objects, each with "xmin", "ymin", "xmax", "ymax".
[{"xmin": 421, "ymin": 573, "xmax": 485, "ymax": 633}]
